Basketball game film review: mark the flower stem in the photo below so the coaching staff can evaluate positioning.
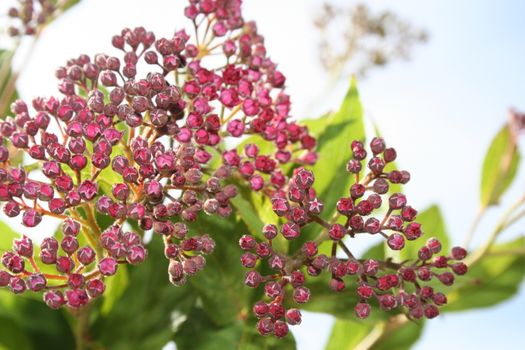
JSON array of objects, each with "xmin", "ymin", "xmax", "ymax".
[
  {"xmin": 463, "ymin": 206, "xmax": 486, "ymax": 249},
  {"xmin": 467, "ymin": 192, "xmax": 525, "ymax": 265},
  {"xmin": 73, "ymin": 306, "xmax": 91, "ymax": 350}
]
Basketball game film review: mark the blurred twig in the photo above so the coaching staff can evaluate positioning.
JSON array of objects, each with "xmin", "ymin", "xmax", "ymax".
[{"xmin": 314, "ymin": 2, "xmax": 427, "ymax": 79}]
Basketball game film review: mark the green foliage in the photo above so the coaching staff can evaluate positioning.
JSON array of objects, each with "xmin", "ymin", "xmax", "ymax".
[
  {"xmin": 0, "ymin": 315, "xmax": 33, "ymax": 350},
  {"xmin": 100, "ymin": 265, "xmax": 129, "ymax": 315},
  {"xmin": 91, "ymin": 238, "xmax": 197, "ymax": 350},
  {"xmin": 186, "ymin": 215, "xmax": 250, "ymax": 326},
  {"xmin": 0, "ymin": 292, "xmax": 75, "ymax": 349},
  {"xmin": 61, "ymin": 0, "xmax": 82, "ymax": 12},
  {"xmin": 230, "ymin": 191, "xmax": 264, "ymax": 236},
  {"xmin": 307, "ymin": 77, "xmax": 365, "ymax": 216},
  {"xmin": 480, "ymin": 125, "xmax": 521, "ymax": 207},
  {"xmin": 231, "ymin": 186, "xmax": 288, "ymax": 253},
  {"xmin": 0, "ymin": 49, "xmax": 19, "ymax": 118},
  {"xmin": 296, "ymin": 273, "xmax": 360, "ymax": 321},
  {"xmin": 1, "ymin": 69, "xmax": 524, "ymax": 350},
  {"xmin": 325, "ymin": 317, "xmax": 423, "ymax": 350},
  {"xmin": 174, "ymin": 308, "xmax": 296, "ymax": 350},
  {"xmin": 325, "ymin": 318, "xmax": 371, "ymax": 350},
  {"xmin": 290, "ymin": 78, "xmax": 366, "ymax": 253},
  {"xmin": 398, "ymin": 205, "xmax": 450, "ymax": 261},
  {"xmin": 445, "ymin": 236, "xmax": 525, "ymax": 311},
  {"xmin": 0, "ymin": 218, "xmax": 19, "ymax": 251}
]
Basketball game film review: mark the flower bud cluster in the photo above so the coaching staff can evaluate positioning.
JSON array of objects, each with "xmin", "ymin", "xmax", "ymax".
[
  {"xmin": 1, "ymin": 0, "xmax": 315, "ymax": 308},
  {"xmin": 240, "ymin": 138, "xmax": 468, "ymax": 337},
  {"xmin": 6, "ymin": 0, "xmax": 56, "ymax": 37},
  {"xmin": 1, "ymin": 221, "xmax": 147, "ymax": 308}
]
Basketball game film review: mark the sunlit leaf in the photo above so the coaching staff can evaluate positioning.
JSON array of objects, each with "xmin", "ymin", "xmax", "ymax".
[
  {"xmin": 290, "ymin": 78, "xmax": 366, "ymax": 252},
  {"xmin": 480, "ymin": 125, "xmax": 520, "ymax": 207},
  {"xmin": 325, "ymin": 316, "xmax": 423, "ymax": 350},
  {"xmin": 100, "ymin": 265, "xmax": 129, "ymax": 315},
  {"xmin": 444, "ymin": 236, "xmax": 525, "ymax": 311},
  {"xmin": 174, "ymin": 308, "xmax": 296, "ymax": 350},
  {"xmin": 398, "ymin": 205, "xmax": 450, "ymax": 261},
  {"xmin": 91, "ymin": 238, "xmax": 197, "ymax": 350}
]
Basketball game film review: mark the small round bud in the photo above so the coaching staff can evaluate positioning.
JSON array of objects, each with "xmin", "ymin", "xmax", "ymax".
[
  {"xmin": 355, "ymin": 303, "xmax": 371, "ymax": 319},
  {"xmin": 262, "ymin": 224, "xmax": 278, "ymax": 240},
  {"xmin": 98, "ymin": 257, "xmax": 118, "ymax": 276},
  {"xmin": 389, "ymin": 193, "xmax": 407, "ymax": 209},
  {"xmin": 451, "ymin": 246, "xmax": 467, "ymax": 260},
  {"xmin": 370, "ymin": 137, "xmax": 386, "ymax": 154},
  {"xmin": 293, "ymin": 286, "xmax": 310, "ymax": 303},
  {"xmin": 239, "ymin": 235, "xmax": 256, "ymax": 250},
  {"xmin": 273, "ymin": 320, "xmax": 289, "ymax": 338},
  {"xmin": 387, "ymin": 233, "xmax": 405, "ymax": 250}
]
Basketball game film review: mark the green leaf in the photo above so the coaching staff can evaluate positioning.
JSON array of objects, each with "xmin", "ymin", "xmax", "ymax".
[
  {"xmin": 0, "ymin": 315, "xmax": 34, "ymax": 350},
  {"xmin": 231, "ymin": 186, "xmax": 289, "ymax": 253},
  {"xmin": 0, "ymin": 218, "xmax": 19, "ymax": 251},
  {"xmin": 186, "ymin": 215, "xmax": 251, "ymax": 326},
  {"xmin": 480, "ymin": 125, "xmax": 521, "ymax": 207},
  {"xmin": 444, "ymin": 236, "xmax": 525, "ymax": 311},
  {"xmin": 0, "ymin": 49, "xmax": 19, "ymax": 119},
  {"xmin": 309, "ymin": 77, "xmax": 365, "ymax": 208},
  {"xmin": 175, "ymin": 310, "xmax": 244, "ymax": 350},
  {"xmin": 362, "ymin": 241, "xmax": 385, "ymax": 260},
  {"xmin": 290, "ymin": 78, "xmax": 365, "ymax": 252},
  {"xmin": 325, "ymin": 317, "xmax": 423, "ymax": 350},
  {"xmin": 97, "ymin": 165, "xmax": 125, "ymax": 196},
  {"xmin": 368, "ymin": 319, "xmax": 423, "ymax": 350},
  {"xmin": 100, "ymin": 265, "xmax": 129, "ymax": 315},
  {"xmin": 61, "ymin": 0, "xmax": 81, "ymax": 11},
  {"xmin": 236, "ymin": 321, "xmax": 296, "ymax": 350},
  {"xmin": 325, "ymin": 318, "xmax": 371, "ymax": 350},
  {"xmin": 398, "ymin": 205, "xmax": 450, "ymax": 261},
  {"xmin": 91, "ymin": 238, "xmax": 197, "ymax": 350},
  {"xmin": 174, "ymin": 308, "xmax": 296, "ymax": 350},
  {"xmin": 296, "ymin": 272, "xmax": 389, "ymax": 323},
  {"xmin": 230, "ymin": 193, "xmax": 264, "ymax": 236},
  {"xmin": 0, "ymin": 293, "xmax": 75, "ymax": 349}
]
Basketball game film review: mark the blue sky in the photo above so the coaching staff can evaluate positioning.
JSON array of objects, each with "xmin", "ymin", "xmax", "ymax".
[{"xmin": 3, "ymin": 0, "xmax": 525, "ymax": 349}]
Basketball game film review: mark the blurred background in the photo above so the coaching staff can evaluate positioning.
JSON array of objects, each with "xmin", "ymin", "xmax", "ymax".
[{"xmin": 1, "ymin": 0, "xmax": 524, "ymax": 349}]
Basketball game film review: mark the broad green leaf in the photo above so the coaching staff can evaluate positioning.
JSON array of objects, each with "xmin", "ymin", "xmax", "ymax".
[
  {"xmin": 368, "ymin": 319, "xmax": 424, "ymax": 350},
  {"xmin": 187, "ymin": 214, "xmax": 251, "ymax": 326},
  {"xmin": 175, "ymin": 309, "xmax": 244, "ymax": 350},
  {"xmin": 310, "ymin": 77, "xmax": 365, "ymax": 209},
  {"xmin": 480, "ymin": 125, "xmax": 520, "ymax": 207},
  {"xmin": 325, "ymin": 318, "xmax": 371, "ymax": 350},
  {"xmin": 174, "ymin": 307, "xmax": 296, "ymax": 350},
  {"xmin": 325, "ymin": 316, "xmax": 423, "ymax": 350},
  {"xmin": 230, "ymin": 193, "xmax": 264, "ymax": 236},
  {"xmin": 0, "ymin": 49, "xmax": 19, "ymax": 118},
  {"xmin": 296, "ymin": 272, "xmax": 388, "ymax": 322},
  {"xmin": 444, "ymin": 236, "xmax": 525, "ymax": 311},
  {"xmin": 237, "ymin": 321, "xmax": 296, "ymax": 350},
  {"xmin": 362, "ymin": 241, "xmax": 385, "ymax": 260},
  {"xmin": 0, "ymin": 294, "xmax": 75, "ymax": 349},
  {"xmin": 231, "ymin": 186, "xmax": 289, "ymax": 253},
  {"xmin": 398, "ymin": 205, "xmax": 450, "ymax": 261},
  {"xmin": 101, "ymin": 265, "xmax": 129, "ymax": 315},
  {"xmin": 97, "ymin": 165, "xmax": 125, "ymax": 196},
  {"xmin": 290, "ymin": 78, "xmax": 366, "ymax": 252},
  {"xmin": 61, "ymin": 0, "xmax": 81, "ymax": 11},
  {"xmin": 0, "ymin": 219, "xmax": 19, "ymax": 251},
  {"xmin": 0, "ymin": 315, "xmax": 35, "ymax": 350},
  {"xmin": 91, "ymin": 238, "xmax": 197, "ymax": 350}
]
